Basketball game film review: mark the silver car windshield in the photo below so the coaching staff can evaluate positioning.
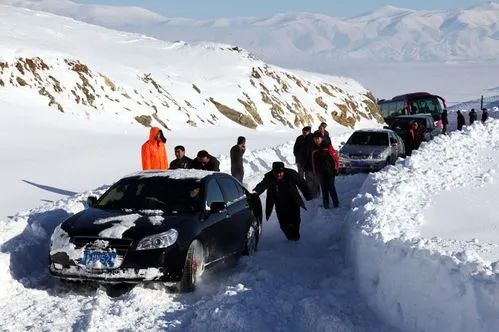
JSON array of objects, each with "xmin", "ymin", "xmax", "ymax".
[{"xmin": 347, "ymin": 132, "xmax": 389, "ymax": 146}]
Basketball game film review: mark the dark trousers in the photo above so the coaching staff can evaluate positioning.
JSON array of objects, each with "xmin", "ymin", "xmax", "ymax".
[
  {"xmin": 318, "ymin": 174, "xmax": 339, "ymax": 209},
  {"xmin": 305, "ymin": 170, "xmax": 320, "ymax": 198},
  {"xmin": 231, "ymin": 170, "xmax": 244, "ymax": 183},
  {"xmin": 297, "ymin": 162, "xmax": 305, "ymax": 179},
  {"xmin": 275, "ymin": 203, "xmax": 301, "ymax": 241}
]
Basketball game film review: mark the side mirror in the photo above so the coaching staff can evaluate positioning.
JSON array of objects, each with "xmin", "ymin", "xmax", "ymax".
[
  {"xmin": 87, "ymin": 196, "xmax": 97, "ymax": 208},
  {"xmin": 209, "ymin": 202, "xmax": 227, "ymax": 214}
]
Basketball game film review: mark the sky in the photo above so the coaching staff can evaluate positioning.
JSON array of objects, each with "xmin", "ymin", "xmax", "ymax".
[{"xmin": 73, "ymin": 0, "xmax": 490, "ymax": 18}]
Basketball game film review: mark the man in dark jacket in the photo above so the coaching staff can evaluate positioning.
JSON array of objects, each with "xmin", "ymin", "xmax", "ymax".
[
  {"xmin": 190, "ymin": 150, "xmax": 220, "ymax": 171},
  {"xmin": 469, "ymin": 108, "xmax": 478, "ymax": 125},
  {"xmin": 230, "ymin": 136, "xmax": 246, "ymax": 182},
  {"xmin": 314, "ymin": 122, "xmax": 331, "ymax": 146},
  {"xmin": 169, "ymin": 145, "xmax": 192, "ymax": 169},
  {"xmin": 441, "ymin": 110, "xmax": 449, "ymax": 135},
  {"xmin": 311, "ymin": 132, "xmax": 340, "ymax": 209},
  {"xmin": 457, "ymin": 110, "xmax": 465, "ymax": 130},
  {"xmin": 253, "ymin": 162, "xmax": 311, "ymax": 241},
  {"xmin": 293, "ymin": 126, "xmax": 312, "ymax": 178},
  {"xmin": 482, "ymin": 108, "xmax": 489, "ymax": 123}
]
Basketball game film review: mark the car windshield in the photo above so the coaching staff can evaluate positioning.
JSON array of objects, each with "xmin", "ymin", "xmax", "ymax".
[
  {"xmin": 95, "ymin": 177, "xmax": 203, "ymax": 214},
  {"xmin": 347, "ymin": 132, "xmax": 389, "ymax": 146}
]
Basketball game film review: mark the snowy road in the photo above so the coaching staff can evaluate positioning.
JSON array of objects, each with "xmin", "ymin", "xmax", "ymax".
[{"xmin": 0, "ymin": 173, "xmax": 394, "ymax": 331}]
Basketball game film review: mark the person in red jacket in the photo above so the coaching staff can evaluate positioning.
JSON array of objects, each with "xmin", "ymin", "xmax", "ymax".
[
  {"xmin": 141, "ymin": 127, "xmax": 168, "ymax": 170},
  {"xmin": 311, "ymin": 131, "xmax": 340, "ymax": 209}
]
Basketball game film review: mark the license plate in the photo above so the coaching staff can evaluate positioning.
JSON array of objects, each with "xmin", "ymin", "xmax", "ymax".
[
  {"xmin": 80, "ymin": 250, "xmax": 117, "ymax": 268},
  {"xmin": 351, "ymin": 160, "xmax": 368, "ymax": 167}
]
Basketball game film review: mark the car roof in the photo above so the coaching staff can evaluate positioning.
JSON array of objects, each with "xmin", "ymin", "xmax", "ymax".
[
  {"xmin": 353, "ymin": 128, "xmax": 394, "ymax": 134},
  {"xmin": 123, "ymin": 169, "xmax": 216, "ymax": 181},
  {"xmin": 393, "ymin": 114, "xmax": 432, "ymax": 119}
]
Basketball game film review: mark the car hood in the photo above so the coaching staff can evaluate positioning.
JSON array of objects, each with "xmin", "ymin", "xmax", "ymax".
[
  {"xmin": 340, "ymin": 144, "xmax": 389, "ymax": 156},
  {"xmin": 61, "ymin": 208, "xmax": 195, "ymax": 240}
]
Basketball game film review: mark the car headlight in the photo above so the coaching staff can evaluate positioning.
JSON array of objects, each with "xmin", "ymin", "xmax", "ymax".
[
  {"xmin": 372, "ymin": 152, "xmax": 387, "ymax": 160},
  {"xmin": 136, "ymin": 229, "xmax": 178, "ymax": 251}
]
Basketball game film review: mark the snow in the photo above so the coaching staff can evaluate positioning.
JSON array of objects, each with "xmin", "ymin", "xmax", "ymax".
[
  {"xmin": 94, "ymin": 214, "xmax": 141, "ymax": 239},
  {"xmin": 345, "ymin": 119, "xmax": 499, "ymax": 332},
  {"xmin": 0, "ymin": 142, "xmax": 393, "ymax": 331},
  {"xmin": 127, "ymin": 169, "xmax": 215, "ymax": 180}
]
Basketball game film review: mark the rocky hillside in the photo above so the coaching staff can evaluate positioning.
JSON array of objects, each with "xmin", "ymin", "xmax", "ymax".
[{"xmin": 0, "ymin": 5, "xmax": 382, "ymax": 131}]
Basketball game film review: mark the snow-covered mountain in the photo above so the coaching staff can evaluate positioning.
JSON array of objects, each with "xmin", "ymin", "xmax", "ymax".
[
  {"xmin": 0, "ymin": 5, "xmax": 382, "ymax": 131},
  {"xmin": 4, "ymin": 0, "xmax": 499, "ymax": 63}
]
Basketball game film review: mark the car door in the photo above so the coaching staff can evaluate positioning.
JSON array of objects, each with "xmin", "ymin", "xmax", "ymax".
[
  {"xmin": 217, "ymin": 177, "xmax": 249, "ymax": 254},
  {"xmin": 200, "ymin": 178, "xmax": 232, "ymax": 262},
  {"xmin": 394, "ymin": 133, "xmax": 406, "ymax": 156}
]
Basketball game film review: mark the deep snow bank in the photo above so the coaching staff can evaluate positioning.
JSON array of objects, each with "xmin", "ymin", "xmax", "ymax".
[{"xmin": 345, "ymin": 119, "xmax": 499, "ymax": 332}]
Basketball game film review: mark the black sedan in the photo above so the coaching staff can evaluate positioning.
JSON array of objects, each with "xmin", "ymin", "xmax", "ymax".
[{"xmin": 49, "ymin": 170, "xmax": 262, "ymax": 292}]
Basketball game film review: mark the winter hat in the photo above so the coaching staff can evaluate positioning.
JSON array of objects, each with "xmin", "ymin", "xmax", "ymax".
[{"xmin": 272, "ymin": 161, "xmax": 285, "ymax": 172}]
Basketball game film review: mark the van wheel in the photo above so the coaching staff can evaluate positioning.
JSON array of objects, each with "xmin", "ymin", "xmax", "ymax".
[
  {"xmin": 176, "ymin": 240, "xmax": 204, "ymax": 292},
  {"xmin": 243, "ymin": 220, "xmax": 259, "ymax": 256}
]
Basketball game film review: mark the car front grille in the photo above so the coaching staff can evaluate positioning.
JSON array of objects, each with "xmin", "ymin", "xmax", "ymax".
[
  {"xmin": 71, "ymin": 236, "xmax": 133, "ymax": 250},
  {"xmin": 349, "ymin": 154, "xmax": 370, "ymax": 160}
]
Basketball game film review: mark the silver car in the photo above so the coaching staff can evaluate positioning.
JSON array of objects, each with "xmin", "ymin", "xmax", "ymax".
[{"xmin": 339, "ymin": 129, "xmax": 405, "ymax": 174}]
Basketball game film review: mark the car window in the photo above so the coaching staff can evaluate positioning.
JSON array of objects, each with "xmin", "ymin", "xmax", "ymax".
[
  {"xmin": 206, "ymin": 179, "xmax": 224, "ymax": 207},
  {"xmin": 217, "ymin": 178, "xmax": 242, "ymax": 203},
  {"xmin": 95, "ymin": 177, "xmax": 203, "ymax": 213}
]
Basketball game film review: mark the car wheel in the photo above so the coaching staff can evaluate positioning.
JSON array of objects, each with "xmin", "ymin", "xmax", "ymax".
[
  {"xmin": 176, "ymin": 240, "xmax": 204, "ymax": 293},
  {"xmin": 243, "ymin": 220, "xmax": 259, "ymax": 256}
]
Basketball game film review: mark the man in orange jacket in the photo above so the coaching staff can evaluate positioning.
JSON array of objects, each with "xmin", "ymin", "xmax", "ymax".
[{"xmin": 141, "ymin": 127, "xmax": 169, "ymax": 170}]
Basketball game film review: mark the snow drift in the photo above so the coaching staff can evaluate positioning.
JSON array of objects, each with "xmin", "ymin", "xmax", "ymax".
[{"xmin": 346, "ymin": 119, "xmax": 499, "ymax": 332}]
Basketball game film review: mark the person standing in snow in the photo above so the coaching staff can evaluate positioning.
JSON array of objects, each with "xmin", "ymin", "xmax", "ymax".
[
  {"xmin": 482, "ymin": 108, "xmax": 489, "ymax": 123},
  {"xmin": 190, "ymin": 150, "xmax": 220, "ymax": 171},
  {"xmin": 469, "ymin": 108, "xmax": 478, "ymax": 125},
  {"xmin": 441, "ymin": 110, "xmax": 449, "ymax": 135},
  {"xmin": 253, "ymin": 161, "xmax": 311, "ymax": 241},
  {"xmin": 230, "ymin": 136, "xmax": 246, "ymax": 183},
  {"xmin": 293, "ymin": 126, "xmax": 312, "ymax": 179},
  {"xmin": 311, "ymin": 132, "xmax": 340, "ymax": 209},
  {"xmin": 141, "ymin": 127, "xmax": 168, "ymax": 170},
  {"xmin": 169, "ymin": 145, "xmax": 192, "ymax": 169},
  {"xmin": 314, "ymin": 122, "xmax": 332, "ymax": 146},
  {"xmin": 407, "ymin": 121, "xmax": 422, "ymax": 155},
  {"xmin": 457, "ymin": 111, "xmax": 465, "ymax": 131}
]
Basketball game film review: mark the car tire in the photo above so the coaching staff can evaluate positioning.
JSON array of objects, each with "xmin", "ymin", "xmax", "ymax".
[
  {"xmin": 176, "ymin": 240, "xmax": 204, "ymax": 293},
  {"xmin": 243, "ymin": 220, "xmax": 259, "ymax": 256}
]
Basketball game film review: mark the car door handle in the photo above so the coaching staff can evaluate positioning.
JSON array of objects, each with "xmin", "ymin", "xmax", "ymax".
[{"xmin": 225, "ymin": 213, "xmax": 231, "ymax": 219}]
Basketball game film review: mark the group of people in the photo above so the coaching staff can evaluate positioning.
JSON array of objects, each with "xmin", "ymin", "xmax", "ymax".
[
  {"xmin": 141, "ymin": 127, "xmax": 247, "ymax": 179},
  {"xmin": 456, "ymin": 108, "xmax": 489, "ymax": 131},
  {"xmin": 140, "ymin": 122, "xmax": 341, "ymax": 242}
]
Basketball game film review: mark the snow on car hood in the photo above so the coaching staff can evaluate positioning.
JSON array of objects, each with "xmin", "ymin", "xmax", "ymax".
[{"xmin": 94, "ymin": 213, "xmax": 142, "ymax": 238}]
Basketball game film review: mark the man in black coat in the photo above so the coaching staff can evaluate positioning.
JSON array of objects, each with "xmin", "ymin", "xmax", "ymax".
[
  {"xmin": 482, "ymin": 108, "xmax": 489, "ymax": 123},
  {"xmin": 169, "ymin": 145, "xmax": 192, "ymax": 169},
  {"xmin": 311, "ymin": 132, "xmax": 340, "ymax": 209},
  {"xmin": 469, "ymin": 108, "xmax": 478, "ymax": 125},
  {"xmin": 230, "ymin": 136, "xmax": 246, "ymax": 182},
  {"xmin": 314, "ymin": 122, "xmax": 332, "ymax": 146},
  {"xmin": 293, "ymin": 126, "xmax": 312, "ymax": 178},
  {"xmin": 457, "ymin": 111, "xmax": 465, "ymax": 131},
  {"xmin": 253, "ymin": 162, "xmax": 311, "ymax": 241},
  {"xmin": 190, "ymin": 150, "xmax": 220, "ymax": 171}
]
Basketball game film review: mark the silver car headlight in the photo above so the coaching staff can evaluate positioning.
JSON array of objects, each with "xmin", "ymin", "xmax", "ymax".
[
  {"xmin": 136, "ymin": 229, "xmax": 178, "ymax": 251},
  {"xmin": 372, "ymin": 152, "xmax": 387, "ymax": 160}
]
